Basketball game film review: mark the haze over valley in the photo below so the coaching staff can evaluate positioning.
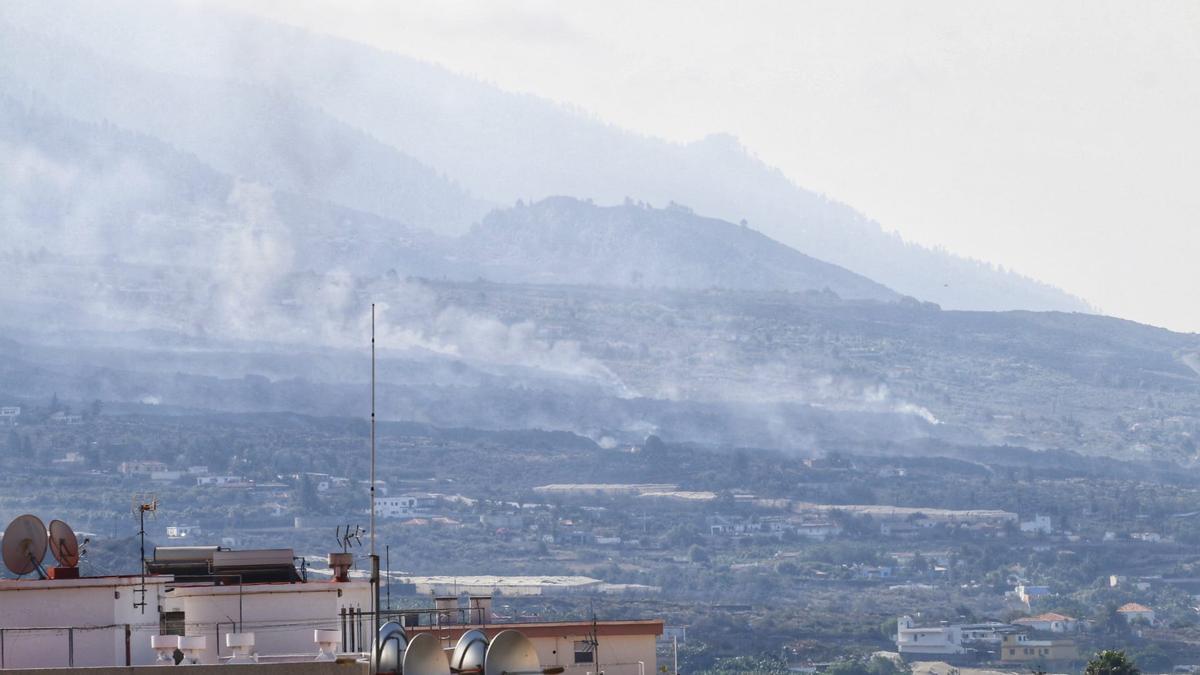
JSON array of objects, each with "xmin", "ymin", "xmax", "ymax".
[{"xmin": 2, "ymin": 1, "xmax": 1197, "ymax": 464}]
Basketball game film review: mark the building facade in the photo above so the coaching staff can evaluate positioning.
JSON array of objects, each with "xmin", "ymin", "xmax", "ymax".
[
  {"xmin": 1000, "ymin": 633, "xmax": 1078, "ymax": 664},
  {"xmin": 895, "ymin": 616, "xmax": 965, "ymax": 656}
]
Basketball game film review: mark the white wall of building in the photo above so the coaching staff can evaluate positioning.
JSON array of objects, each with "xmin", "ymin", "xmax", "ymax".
[
  {"xmin": 895, "ymin": 615, "xmax": 965, "ymax": 655},
  {"xmin": 165, "ymin": 581, "xmax": 371, "ymax": 665},
  {"xmin": 0, "ymin": 576, "xmax": 170, "ymax": 668}
]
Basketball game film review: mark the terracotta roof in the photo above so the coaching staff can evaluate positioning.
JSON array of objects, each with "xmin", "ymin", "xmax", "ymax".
[
  {"xmin": 1016, "ymin": 612, "xmax": 1075, "ymax": 623},
  {"xmin": 1117, "ymin": 603, "xmax": 1153, "ymax": 613}
]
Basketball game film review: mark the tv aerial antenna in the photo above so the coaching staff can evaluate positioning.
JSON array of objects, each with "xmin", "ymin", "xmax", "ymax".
[
  {"xmin": 583, "ymin": 602, "xmax": 601, "ymax": 675},
  {"xmin": 337, "ymin": 524, "xmax": 364, "ymax": 553},
  {"xmin": 133, "ymin": 494, "xmax": 158, "ymax": 613}
]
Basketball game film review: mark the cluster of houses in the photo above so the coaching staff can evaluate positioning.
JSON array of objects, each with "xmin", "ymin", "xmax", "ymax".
[
  {"xmin": 896, "ymin": 604, "xmax": 1158, "ymax": 666},
  {"xmin": 707, "ymin": 515, "xmax": 841, "ymax": 540},
  {"xmin": 118, "ymin": 460, "xmax": 246, "ymax": 485},
  {"xmin": 4, "ymin": 405, "xmax": 85, "ymax": 425}
]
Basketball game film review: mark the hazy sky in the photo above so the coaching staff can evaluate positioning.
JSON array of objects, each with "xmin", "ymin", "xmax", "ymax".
[{"xmin": 228, "ymin": 1, "xmax": 1200, "ymax": 332}]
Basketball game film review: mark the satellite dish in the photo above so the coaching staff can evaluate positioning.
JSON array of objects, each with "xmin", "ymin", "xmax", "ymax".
[
  {"xmin": 450, "ymin": 629, "xmax": 489, "ymax": 674},
  {"xmin": 2, "ymin": 514, "xmax": 48, "ymax": 576},
  {"xmin": 48, "ymin": 520, "xmax": 80, "ymax": 568},
  {"xmin": 403, "ymin": 633, "xmax": 451, "ymax": 675},
  {"xmin": 483, "ymin": 630, "xmax": 541, "ymax": 675},
  {"xmin": 373, "ymin": 621, "xmax": 407, "ymax": 675}
]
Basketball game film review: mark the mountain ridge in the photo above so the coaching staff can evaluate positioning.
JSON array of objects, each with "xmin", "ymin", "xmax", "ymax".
[
  {"xmin": 461, "ymin": 196, "xmax": 899, "ymax": 301},
  {"xmin": 0, "ymin": 0, "xmax": 1090, "ymax": 314}
]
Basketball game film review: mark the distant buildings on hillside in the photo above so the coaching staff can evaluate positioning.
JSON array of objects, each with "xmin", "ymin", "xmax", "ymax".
[{"xmin": 897, "ymin": 614, "xmax": 1079, "ymax": 666}]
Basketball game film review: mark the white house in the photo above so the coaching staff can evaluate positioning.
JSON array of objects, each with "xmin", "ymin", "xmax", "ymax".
[
  {"xmin": 166, "ymin": 525, "xmax": 202, "ymax": 539},
  {"xmin": 376, "ymin": 495, "xmax": 423, "ymax": 518},
  {"xmin": 1020, "ymin": 515, "xmax": 1053, "ymax": 535},
  {"xmin": 895, "ymin": 615, "xmax": 965, "ymax": 655}
]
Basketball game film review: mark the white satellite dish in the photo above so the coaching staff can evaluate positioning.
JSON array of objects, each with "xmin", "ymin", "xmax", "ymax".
[
  {"xmin": 2, "ymin": 514, "xmax": 47, "ymax": 576},
  {"xmin": 403, "ymin": 633, "xmax": 451, "ymax": 675},
  {"xmin": 373, "ymin": 621, "xmax": 407, "ymax": 675},
  {"xmin": 483, "ymin": 630, "xmax": 541, "ymax": 675},
  {"xmin": 450, "ymin": 629, "xmax": 488, "ymax": 674}
]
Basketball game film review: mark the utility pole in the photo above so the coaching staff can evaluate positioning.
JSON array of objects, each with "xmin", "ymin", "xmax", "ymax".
[
  {"xmin": 673, "ymin": 635, "xmax": 678, "ymax": 675},
  {"xmin": 369, "ymin": 304, "xmax": 380, "ymax": 672},
  {"xmin": 133, "ymin": 496, "xmax": 157, "ymax": 614}
]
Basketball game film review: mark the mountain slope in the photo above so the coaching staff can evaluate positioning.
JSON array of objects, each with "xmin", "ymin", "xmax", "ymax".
[
  {"xmin": 462, "ymin": 197, "xmax": 899, "ymax": 301},
  {"xmin": 0, "ymin": 0, "xmax": 1088, "ymax": 313},
  {"xmin": 0, "ymin": 22, "xmax": 490, "ymax": 233},
  {"xmin": 2, "ymin": 95, "xmax": 897, "ymax": 343},
  {"xmin": 0, "ymin": 95, "xmax": 454, "ymax": 292}
]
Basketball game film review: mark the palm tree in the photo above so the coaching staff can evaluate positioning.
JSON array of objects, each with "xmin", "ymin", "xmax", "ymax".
[{"xmin": 1086, "ymin": 650, "xmax": 1140, "ymax": 675}]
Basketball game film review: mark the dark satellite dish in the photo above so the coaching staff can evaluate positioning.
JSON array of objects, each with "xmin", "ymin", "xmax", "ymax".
[
  {"xmin": 2, "ymin": 514, "xmax": 48, "ymax": 576},
  {"xmin": 48, "ymin": 519, "xmax": 80, "ymax": 568}
]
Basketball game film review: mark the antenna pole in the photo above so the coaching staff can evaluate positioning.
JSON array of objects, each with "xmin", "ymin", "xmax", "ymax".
[
  {"xmin": 371, "ymin": 303, "xmax": 376, "ymax": 556},
  {"xmin": 369, "ymin": 304, "xmax": 381, "ymax": 667},
  {"xmin": 133, "ymin": 497, "xmax": 156, "ymax": 614}
]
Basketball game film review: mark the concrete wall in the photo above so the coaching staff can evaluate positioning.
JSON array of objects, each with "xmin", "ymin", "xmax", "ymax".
[
  {"xmin": 166, "ymin": 582, "xmax": 371, "ymax": 665},
  {"xmin": 531, "ymin": 633, "xmax": 657, "ymax": 675},
  {"xmin": 0, "ymin": 577, "xmax": 170, "ymax": 669},
  {"xmin": 0, "ymin": 660, "xmax": 368, "ymax": 675},
  {"xmin": 0, "ymin": 578, "xmax": 368, "ymax": 669}
]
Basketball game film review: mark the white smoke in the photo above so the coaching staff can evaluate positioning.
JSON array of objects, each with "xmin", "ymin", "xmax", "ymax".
[{"xmin": 200, "ymin": 184, "xmax": 626, "ymax": 391}]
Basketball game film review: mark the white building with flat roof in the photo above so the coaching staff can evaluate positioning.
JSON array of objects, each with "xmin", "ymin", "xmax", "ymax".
[
  {"xmin": 895, "ymin": 615, "xmax": 966, "ymax": 656},
  {"xmin": 376, "ymin": 495, "xmax": 416, "ymax": 517},
  {"xmin": 0, "ymin": 565, "xmax": 370, "ymax": 668},
  {"xmin": 1020, "ymin": 514, "xmax": 1053, "ymax": 534}
]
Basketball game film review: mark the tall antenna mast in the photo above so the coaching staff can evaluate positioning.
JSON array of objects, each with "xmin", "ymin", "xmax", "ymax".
[
  {"xmin": 133, "ymin": 495, "xmax": 157, "ymax": 614},
  {"xmin": 369, "ymin": 304, "xmax": 381, "ymax": 660},
  {"xmin": 371, "ymin": 302, "xmax": 376, "ymax": 555}
]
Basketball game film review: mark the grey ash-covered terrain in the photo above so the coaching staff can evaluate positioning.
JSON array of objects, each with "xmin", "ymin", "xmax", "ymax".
[
  {"xmin": 2, "ymin": 0, "xmax": 1197, "ymax": 468},
  {"xmin": 2, "ymin": 275, "xmax": 1197, "ymax": 462}
]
